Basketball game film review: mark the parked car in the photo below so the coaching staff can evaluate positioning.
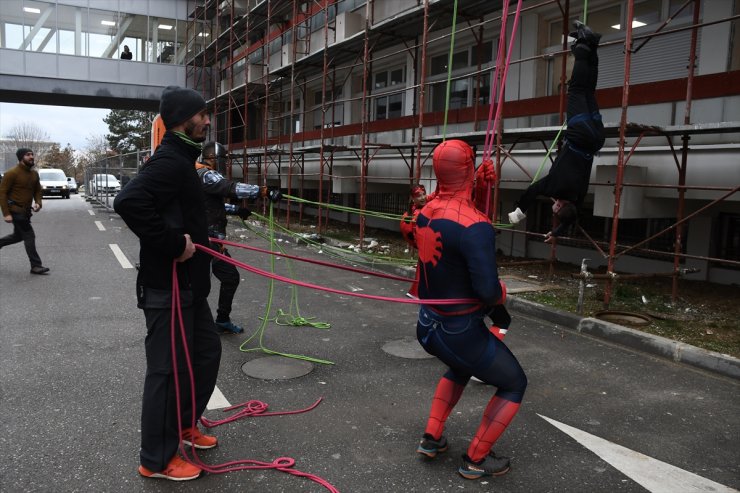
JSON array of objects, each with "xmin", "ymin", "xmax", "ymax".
[
  {"xmin": 88, "ymin": 174, "xmax": 121, "ymax": 195},
  {"xmin": 67, "ymin": 176, "xmax": 78, "ymax": 194},
  {"xmin": 38, "ymin": 168, "xmax": 70, "ymax": 198}
]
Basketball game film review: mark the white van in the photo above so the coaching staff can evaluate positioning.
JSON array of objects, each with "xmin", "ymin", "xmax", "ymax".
[
  {"xmin": 89, "ymin": 174, "xmax": 121, "ymax": 195},
  {"xmin": 38, "ymin": 168, "xmax": 70, "ymax": 199}
]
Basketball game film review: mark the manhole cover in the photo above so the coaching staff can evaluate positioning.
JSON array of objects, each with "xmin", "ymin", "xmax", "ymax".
[
  {"xmin": 382, "ymin": 337, "xmax": 435, "ymax": 359},
  {"xmin": 241, "ymin": 356, "xmax": 314, "ymax": 380},
  {"xmin": 594, "ymin": 310, "xmax": 651, "ymax": 327}
]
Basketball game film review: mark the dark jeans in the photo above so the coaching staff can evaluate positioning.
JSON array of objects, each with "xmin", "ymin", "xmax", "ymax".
[
  {"xmin": 211, "ymin": 247, "xmax": 240, "ymax": 323},
  {"xmin": 417, "ymin": 306, "xmax": 527, "ymax": 403},
  {"xmin": 139, "ymin": 296, "xmax": 222, "ymax": 472},
  {"xmin": 0, "ymin": 212, "xmax": 43, "ymax": 267}
]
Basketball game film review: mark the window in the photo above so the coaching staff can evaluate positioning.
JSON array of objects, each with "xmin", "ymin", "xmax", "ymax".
[
  {"xmin": 313, "ymin": 86, "xmax": 342, "ymax": 106},
  {"xmin": 716, "ymin": 213, "xmax": 740, "ymax": 261},
  {"xmin": 311, "ymin": 85, "xmax": 343, "ymax": 128},
  {"xmin": 374, "ymin": 68, "xmax": 404, "ymax": 89},
  {"xmin": 374, "ymin": 93, "xmax": 403, "ymax": 120},
  {"xmin": 430, "ymin": 50, "xmax": 468, "ymax": 76},
  {"xmin": 428, "ymin": 41, "xmax": 495, "ymax": 112},
  {"xmin": 371, "ymin": 67, "xmax": 406, "ymax": 120}
]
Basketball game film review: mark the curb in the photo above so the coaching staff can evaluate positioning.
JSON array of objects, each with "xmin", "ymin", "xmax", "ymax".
[{"xmin": 507, "ymin": 297, "xmax": 740, "ymax": 380}]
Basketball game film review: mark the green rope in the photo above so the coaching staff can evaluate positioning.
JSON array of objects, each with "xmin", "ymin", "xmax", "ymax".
[
  {"xmin": 531, "ymin": 121, "xmax": 567, "ymax": 184},
  {"xmin": 284, "ymin": 194, "xmax": 405, "ymax": 222},
  {"xmin": 583, "ymin": 0, "xmax": 589, "ymax": 24},
  {"xmin": 238, "ymin": 204, "xmax": 334, "ymax": 365},
  {"xmin": 441, "ymin": 0, "xmax": 459, "ymax": 140}
]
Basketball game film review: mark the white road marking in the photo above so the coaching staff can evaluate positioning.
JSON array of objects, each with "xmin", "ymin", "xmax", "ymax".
[
  {"xmin": 88, "ymin": 210, "xmax": 95, "ymax": 216},
  {"xmin": 206, "ymin": 385, "xmax": 231, "ymax": 410},
  {"xmin": 539, "ymin": 414, "xmax": 738, "ymax": 493},
  {"xmin": 109, "ymin": 244, "xmax": 133, "ymax": 269},
  {"xmin": 95, "ymin": 220, "xmax": 105, "ymax": 231}
]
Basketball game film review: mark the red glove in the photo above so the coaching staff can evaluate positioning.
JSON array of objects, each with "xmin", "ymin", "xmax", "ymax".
[
  {"xmin": 478, "ymin": 158, "xmax": 496, "ymax": 183},
  {"xmin": 399, "ymin": 212, "xmax": 417, "ymax": 248}
]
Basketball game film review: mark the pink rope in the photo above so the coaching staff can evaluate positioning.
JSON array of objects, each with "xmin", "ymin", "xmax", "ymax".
[
  {"xmin": 197, "ymin": 243, "xmax": 480, "ymax": 306},
  {"xmin": 483, "ymin": 0, "xmax": 524, "ymax": 161},
  {"xmin": 170, "ymin": 262, "xmax": 339, "ymax": 492},
  {"xmin": 211, "ymin": 237, "xmax": 414, "ymax": 283},
  {"xmin": 482, "ymin": 0, "xmax": 511, "ymax": 161}
]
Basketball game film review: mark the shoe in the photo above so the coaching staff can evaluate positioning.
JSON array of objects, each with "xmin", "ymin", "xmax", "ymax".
[
  {"xmin": 215, "ymin": 320, "xmax": 244, "ymax": 334},
  {"xmin": 182, "ymin": 426, "xmax": 218, "ymax": 449},
  {"xmin": 458, "ymin": 452, "xmax": 511, "ymax": 479},
  {"xmin": 417, "ymin": 433, "xmax": 448, "ymax": 458},
  {"xmin": 30, "ymin": 266, "xmax": 50, "ymax": 275},
  {"xmin": 508, "ymin": 208, "xmax": 526, "ymax": 224},
  {"xmin": 570, "ymin": 20, "xmax": 601, "ymax": 47},
  {"xmin": 138, "ymin": 455, "xmax": 202, "ymax": 481}
]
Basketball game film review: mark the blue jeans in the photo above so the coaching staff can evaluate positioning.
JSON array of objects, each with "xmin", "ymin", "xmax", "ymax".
[{"xmin": 417, "ymin": 306, "xmax": 527, "ymax": 403}]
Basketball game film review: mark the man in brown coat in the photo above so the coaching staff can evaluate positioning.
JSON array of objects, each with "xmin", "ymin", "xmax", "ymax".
[{"xmin": 0, "ymin": 148, "xmax": 49, "ymax": 274}]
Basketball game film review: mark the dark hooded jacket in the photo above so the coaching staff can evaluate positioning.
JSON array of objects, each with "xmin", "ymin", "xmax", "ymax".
[{"xmin": 114, "ymin": 131, "xmax": 211, "ymax": 303}]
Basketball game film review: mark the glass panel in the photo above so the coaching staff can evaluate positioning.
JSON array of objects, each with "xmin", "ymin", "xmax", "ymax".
[
  {"xmin": 387, "ymin": 93, "xmax": 403, "ymax": 118},
  {"xmin": 476, "ymin": 40, "xmax": 494, "ymax": 65},
  {"xmin": 588, "ymin": 5, "xmax": 621, "ymax": 35},
  {"xmin": 430, "ymin": 53, "xmax": 447, "ymax": 75},
  {"xmin": 29, "ymin": 0, "xmax": 56, "ymax": 53},
  {"xmin": 375, "ymin": 96, "xmax": 388, "ymax": 120},
  {"xmin": 87, "ymin": 8, "xmax": 120, "ymax": 58},
  {"xmin": 448, "ymin": 78, "xmax": 469, "ymax": 109},
  {"xmin": 374, "ymin": 71, "xmax": 387, "ymax": 89},
  {"xmin": 451, "ymin": 50, "xmax": 467, "ymax": 70},
  {"xmin": 390, "ymin": 68, "xmax": 404, "ymax": 85},
  {"xmin": 634, "ymin": 0, "xmax": 661, "ymax": 27},
  {"xmin": 157, "ymin": 17, "xmax": 177, "ymax": 63},
  {"xmin": 549, "ymin": 19, "xmax": 567, "ymax": 47},
  {"xmin": 430, "ymin": 50, "xmax": 466, "ymax": 75},
  {"xmin": 669, "ymin": 0, "xmax": 695, "ymax": 19},
  {"xmin": 474, "ymin": 73, "xmax": 491, "ymax": 105},
  {"xmin": 57, "ymin": 3, "xmax": 85, "ymax": 55}
]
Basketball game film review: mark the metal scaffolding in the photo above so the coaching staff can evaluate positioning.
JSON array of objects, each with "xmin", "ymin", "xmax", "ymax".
[{"xmin": 184, "ymin": 0, "xmax": 740, "ymax": 307}]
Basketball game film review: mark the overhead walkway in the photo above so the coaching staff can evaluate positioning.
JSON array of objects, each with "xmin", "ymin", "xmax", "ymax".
[{"xmin": 0, "ymin": 48, "xmax": 184, "ymax": 110}]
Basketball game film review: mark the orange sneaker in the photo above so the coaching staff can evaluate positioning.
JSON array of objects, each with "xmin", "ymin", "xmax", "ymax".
[
  {"xmin": 138, "ymin": 455, "xmax": 202, "ymax": 481},
  {"xmin": 182, "ymin": 426, "xmax": 218, "ymax": 449}
]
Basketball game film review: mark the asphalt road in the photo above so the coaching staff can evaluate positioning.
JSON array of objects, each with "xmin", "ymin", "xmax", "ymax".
[{"xmin": 0, "ymin": 194, "xmax": 738, "ymax": 493}]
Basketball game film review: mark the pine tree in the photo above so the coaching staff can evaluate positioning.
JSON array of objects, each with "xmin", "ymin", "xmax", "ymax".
[
  {"xmin": 43, "ymin": 143, "xmax": 77, "ymax": 177},
  {"xmin": 104, "ymin": 110, "xmax": 154, "ymax": 153}
]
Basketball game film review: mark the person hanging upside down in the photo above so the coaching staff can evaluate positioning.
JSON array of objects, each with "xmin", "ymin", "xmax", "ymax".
[
  {"xmin": 508, "ymin": 21, "xmax": 604, "ymax": 241},
  {"xmin": 414, "ymin": 139, "xmax": 527, "ymax": 480}
]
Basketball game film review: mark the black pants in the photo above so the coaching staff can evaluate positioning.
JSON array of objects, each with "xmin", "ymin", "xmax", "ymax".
[
  {"xmin": 0, "ymin": 212, "xmax": 42, "ymax": 268},
  {"xmin": 517, "ymin": 44, "xmax": 604, "ymax": 212},
  {"xmin": 139, "ymin": 297, "xmax": 222, "ymax": 472},
  {"xmin": 211, "ymin": 248, "xmax": 240, "ymax": 323}
]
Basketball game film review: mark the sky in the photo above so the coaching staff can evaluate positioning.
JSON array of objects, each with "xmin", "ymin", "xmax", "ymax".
[{"xmin": 0, "ymin": 102, "xmax": 111, "ymax": 151}]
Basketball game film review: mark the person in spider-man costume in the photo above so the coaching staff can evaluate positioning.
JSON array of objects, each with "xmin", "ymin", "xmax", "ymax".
[{"xmin": 414, "ymin": 139, "xmax": 527, "ymax": 480}]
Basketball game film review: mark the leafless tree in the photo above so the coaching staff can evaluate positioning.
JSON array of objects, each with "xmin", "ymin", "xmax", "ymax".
[{"xmin": 1, "ymin": 122, "xmax": 54, "ymax": 163}]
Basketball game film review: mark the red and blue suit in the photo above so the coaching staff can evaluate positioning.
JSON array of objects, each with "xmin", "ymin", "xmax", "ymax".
[{"xmin": 416, "ymin": 140, "xmax": 527, "ymax": 465}]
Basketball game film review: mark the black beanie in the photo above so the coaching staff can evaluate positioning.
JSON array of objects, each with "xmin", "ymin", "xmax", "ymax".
[
  {"xmin": 16, "ymin": 148, "xmax": 33, "ymax": 161},
  {"xmin": 159, "ymin": 85, "xmax": 207, "ymax": 129}
]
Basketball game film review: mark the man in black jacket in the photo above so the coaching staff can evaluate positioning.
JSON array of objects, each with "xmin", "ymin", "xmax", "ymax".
[
  {"xmin": 196, "ymin": 141, "xmax": 267, "ymax": 334},
  {"xmin": 508, "ymin": 21, "xmax": 604, "ymax": 241},
  {"xmin": 114, "ymin": 86, "xmax": 221, "ymax": 481}
]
